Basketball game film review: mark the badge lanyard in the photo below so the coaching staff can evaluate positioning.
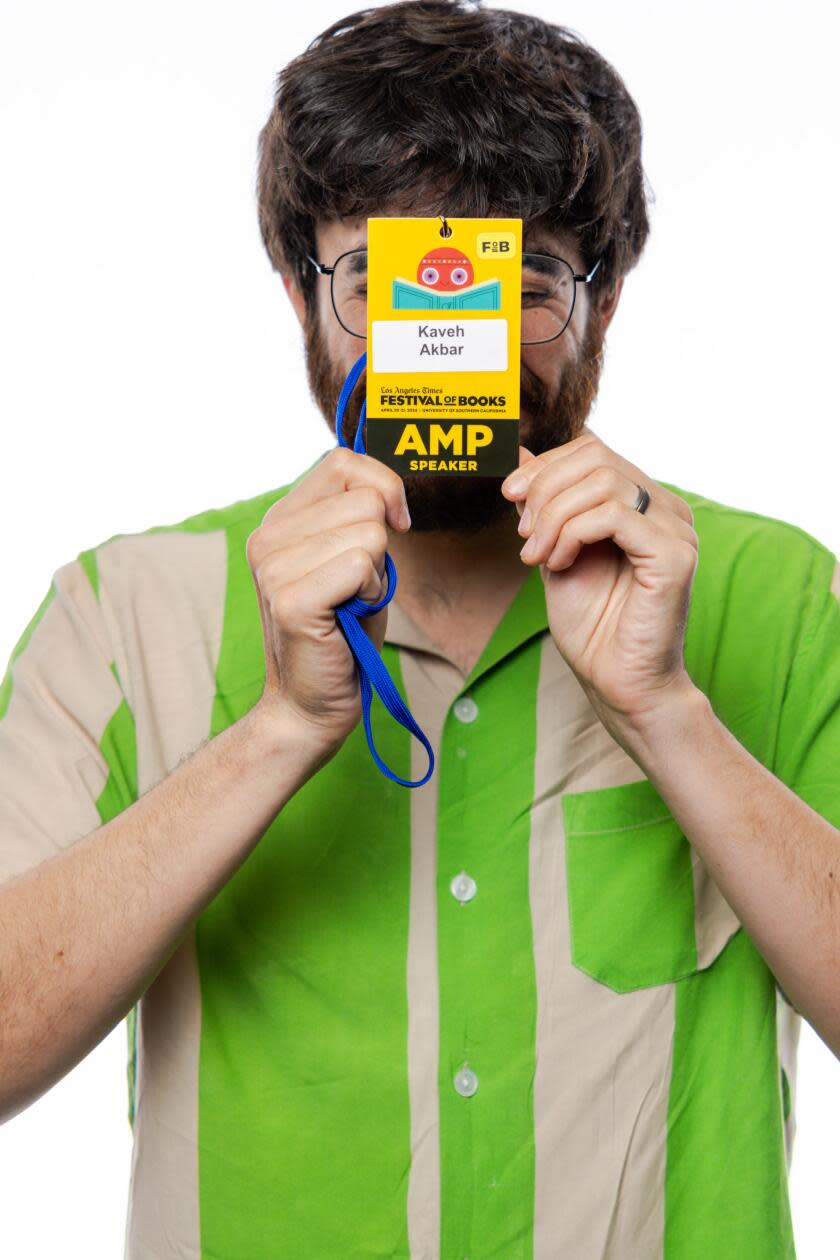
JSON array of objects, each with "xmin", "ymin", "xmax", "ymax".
[{"xmin": 333, "ymin": 348, "xmax": 436, "ymax": 789}]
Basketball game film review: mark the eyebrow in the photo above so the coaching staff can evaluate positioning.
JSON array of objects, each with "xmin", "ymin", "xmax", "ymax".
[
  {"xmin": 521, "ymin": 253, "xmax": 561, "ymax": 275},
  {"xmin": 523, "ymin": 234, "xmax": 571, "ymax": 259},
  {"xmin": 345, "ymin": 249, "xmax": 368, "ymax": 274}
]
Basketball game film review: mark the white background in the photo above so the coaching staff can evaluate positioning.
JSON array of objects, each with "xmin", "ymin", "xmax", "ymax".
[{"xmin": 0, "ymin": 1, "xmax": 838, "ymax": 1255}]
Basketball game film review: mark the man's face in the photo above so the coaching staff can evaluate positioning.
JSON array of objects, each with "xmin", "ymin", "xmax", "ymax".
[{"xmin": 291, "ymin": 214, "xmax": 617, "ymax": 535}]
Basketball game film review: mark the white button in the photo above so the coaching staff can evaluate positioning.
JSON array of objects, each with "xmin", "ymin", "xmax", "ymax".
[
  {"xmin": 453, "ymin": 696, "xmax": 479, "ymax": 723},
  {"xmin": 450, "ymin": 871, "xmax": 477, "ymax": 903},
  {"xmin": 454, "ymin": 1064, "xmax": 479, "ymax": 1097}
]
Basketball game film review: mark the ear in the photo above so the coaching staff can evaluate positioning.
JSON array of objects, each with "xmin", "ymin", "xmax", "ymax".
[
  {"xmin": 595, "ymin": 275, "xmax": 624, "ymax": 334},
  {"xmin": 282, "ymin": 272, "xmax": 308, "ymax": 329}
]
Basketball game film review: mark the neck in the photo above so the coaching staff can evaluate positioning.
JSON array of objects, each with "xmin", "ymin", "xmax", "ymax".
[{"xmin": 386, "ymin": 507, "xmax": 528, "ymax": 615}]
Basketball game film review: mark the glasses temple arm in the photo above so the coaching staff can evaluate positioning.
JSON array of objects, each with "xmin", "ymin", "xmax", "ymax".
[
  {"xmin": 578, "ymin": 257, "xmax": 603, "ymax": 283},
  {"xmin": 306, "ymin": 254, "xmax": 334, "ymax": 276}
]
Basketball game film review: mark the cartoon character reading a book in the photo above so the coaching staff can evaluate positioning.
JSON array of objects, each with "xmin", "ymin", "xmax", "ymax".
[{"xmin": 392, "ymin": 246, "xmax": 501, "ymax": 311}]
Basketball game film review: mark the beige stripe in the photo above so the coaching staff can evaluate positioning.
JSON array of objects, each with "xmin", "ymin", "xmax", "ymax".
[
  {"xmin": 394, "ymin": 597, "xmax": 467, "ymax": 1260},
  {"xmin": 0, "ymin": 558, "xmax": 123, "ymax": 884},
  {"xmin": 530, "ymin": 633, "xmax": 674, "ymax": 1260},
  {"xmin": 97, "ymin": 530, "xmax": 228, "ymax": 1260},
  {"xmin": 124, "ymin": 928, "xmax": 202, "ymax": 1260}
]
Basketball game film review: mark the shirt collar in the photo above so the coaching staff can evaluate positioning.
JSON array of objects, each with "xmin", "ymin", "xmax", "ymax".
[{"xmin": 385, "ymin": 562, "xmax": 549, "ymax": 692}]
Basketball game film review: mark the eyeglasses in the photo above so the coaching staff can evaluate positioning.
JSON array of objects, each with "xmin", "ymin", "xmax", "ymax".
[{"xmin": 306, "ymin": 247, "xmax": 602, "ymax": 345}]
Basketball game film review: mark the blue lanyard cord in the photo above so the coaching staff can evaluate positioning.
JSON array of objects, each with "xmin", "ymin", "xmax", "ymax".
[{"xmin": 333, "ymin": 350, "xmax": 435, "ymax": 788}]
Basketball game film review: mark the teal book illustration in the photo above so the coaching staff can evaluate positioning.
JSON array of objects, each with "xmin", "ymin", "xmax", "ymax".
[{"xmin": 392, "ymin": 276, "xmax": 502, "ymax": 312}]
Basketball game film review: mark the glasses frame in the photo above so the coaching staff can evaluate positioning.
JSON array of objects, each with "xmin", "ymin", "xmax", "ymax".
[{"xmin": 306, "ymin": 247, "xmax": 603, "ymax": 345}]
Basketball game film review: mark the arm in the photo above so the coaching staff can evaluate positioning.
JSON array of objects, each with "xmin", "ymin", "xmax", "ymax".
[
  {"xmin": 0, "ymin": 702, "xmax": 330, "ymax": 1125},
  {"xmin": 624, "ymin": 682, "xmax": 840, "ymax": 1058},
  {"xmin": 500, "ymin": 434, "xmax": 840, "ymax": 1056}
]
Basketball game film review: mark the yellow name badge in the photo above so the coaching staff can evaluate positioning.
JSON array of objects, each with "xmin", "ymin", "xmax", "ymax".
[{"xmin": 364, "ymin": 216, "xmax": 522, "ymax": 477}]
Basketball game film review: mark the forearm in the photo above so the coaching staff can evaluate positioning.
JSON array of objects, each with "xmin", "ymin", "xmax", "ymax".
[
  {"xmin": 0, "ymin": 702, "xmax": 332, "ymax": 1124},
  {"xmin": 621, "ymin": 683, "xmax": 840, "ymax": 1058}
]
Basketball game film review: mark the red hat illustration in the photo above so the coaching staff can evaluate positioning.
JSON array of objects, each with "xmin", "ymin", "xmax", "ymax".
[{"xmin": 416, "ymin": 247, "xmax": 475, "ymax": 292}]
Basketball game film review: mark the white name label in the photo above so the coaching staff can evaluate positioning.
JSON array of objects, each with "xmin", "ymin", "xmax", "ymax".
[{"xmin": 372, "ymin": 319, "xmax": 508, "ymax": 373}]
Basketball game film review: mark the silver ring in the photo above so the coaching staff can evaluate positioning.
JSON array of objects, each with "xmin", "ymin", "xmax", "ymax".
[{"xmin": 632, "ymin": 484, "xmax": 651, "ymax": 514}]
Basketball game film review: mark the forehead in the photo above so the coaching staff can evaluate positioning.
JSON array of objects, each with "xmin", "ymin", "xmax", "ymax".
[{"xmin": 314, "ymin": 214, "xmax": 583, "ymax": 266}]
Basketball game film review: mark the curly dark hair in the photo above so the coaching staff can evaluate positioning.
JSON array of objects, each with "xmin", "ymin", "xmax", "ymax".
[{"xmin": 256, "ymin": 0, "xmax": 653, "ymax": 313}]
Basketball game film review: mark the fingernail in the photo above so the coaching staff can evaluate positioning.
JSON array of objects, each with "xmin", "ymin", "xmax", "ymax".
[
  {"xmin": 518, "ymin": 507, "xmax": 532, "ymax": 535},
  {"xmin": 521, "ymin": 535, "xmax": 539, "ymax": 559},
  {"xmin": 504, "ymin": 475, "xmax": 528, "ymax": 496},
  {"xmin": 399, "ymin": 504, "xmax": 411, "ymax": 529}
]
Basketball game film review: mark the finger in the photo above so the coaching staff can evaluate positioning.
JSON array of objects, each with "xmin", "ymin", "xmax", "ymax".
[
  {"xmin": 508, "ymin": 439, "xmax": 692, "ymax": 530},
  {"xmin": 265, "ymin": 485, "xmax": 389, "ymax": 550},
  {"xmin": 263, "ymin": 446, "xmax": 410, "ymax": 535},
  {"xmin": 501, "ymin": 431, "xmax": 599, "ymax": 498},
  {"xmin": 518, "ymin": 467, "xmax": 697, "ymax": 564},
  {"xmin": 501, "ymin": 432, "xmax": 694, "ymax": 527},
  {"xmin": 528, "ymin": 499, "xmax": 698, "ymax": 583},
  {"xmin": 269, "ymin": 546, "xmax": 390, "ymax": 636},
  {"xmin": 255, "ymin": 520, "xmax": 390, "ymax": 603}
]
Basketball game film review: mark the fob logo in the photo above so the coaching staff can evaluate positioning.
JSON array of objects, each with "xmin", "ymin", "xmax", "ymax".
[{"xmin": 476, "ymin": 232, "xmax": 517, "ymax": 258}]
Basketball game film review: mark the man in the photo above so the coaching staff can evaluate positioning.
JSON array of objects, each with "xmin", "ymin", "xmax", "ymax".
[{"xmin": 0, "ymin": 2, "xmax": 838, "ymax": 1258}]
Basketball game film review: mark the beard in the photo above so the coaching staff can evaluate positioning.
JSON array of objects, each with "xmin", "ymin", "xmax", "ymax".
[{"xmin": 303, "ymin": 309, "xmax": 606, "ymax": 535}]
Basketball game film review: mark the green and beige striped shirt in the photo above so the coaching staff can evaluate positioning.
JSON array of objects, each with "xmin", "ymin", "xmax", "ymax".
[{"xmin": 1, "ymin": 449, "xmax": 838, "ymax": 1259}]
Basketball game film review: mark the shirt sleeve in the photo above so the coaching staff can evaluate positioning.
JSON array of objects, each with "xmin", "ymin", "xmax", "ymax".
[
  {"xmin": 773, "ymin": 547, "xmax": 840, "ymax": 830},
  {"xmin": 771, "ymin": 545, "xmax": 840, "ymax": 1011},
  {"xmin": 0, "ymin": 554, "xmax": 137, "ymax": 885}
]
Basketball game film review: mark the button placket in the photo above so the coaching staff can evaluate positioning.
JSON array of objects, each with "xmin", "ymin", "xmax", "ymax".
[
  {"xmin": 441, "ymin": 682, "xmax": 485, "ymax": 1249},
  {"xmin": 447, "ymin": 700, "xmax": 478, "ymax": 904}
]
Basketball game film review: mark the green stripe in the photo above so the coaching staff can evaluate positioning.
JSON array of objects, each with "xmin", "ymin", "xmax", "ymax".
[
  {"xmin": 664, "ymin": 928, "xmax": 795, "ymax": 1258},
  {"xmin": 0, "ymin": 580, "xmax": 56, "ymax": 722},
  {"xmin": 95, "ymin": 677, "xmax": 138, "ymax": 823},
  {"xmin": 78, "ymin": 547, "xmax": 100, "ymax": 600},
  {"xmin": 437, "ymin": 588, "xmax": 544, "ymax": 1258},
  {"xmin": 125, "ymin": 1003, "xmax": 138, "ymax": 1129},
  {"xmin": 196, "ymin": 505, "xmax": 414, "ymax": 1258},
  {"xmin": 781, "ymin": 1067, "xmax": 791, "ymax": 1123},
  {"xmin": 562, "ymin": 777, "xmax": 697, "ymax": 991}
]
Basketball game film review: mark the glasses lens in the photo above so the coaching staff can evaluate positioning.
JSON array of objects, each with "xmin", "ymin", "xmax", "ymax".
[
  {"xmin": 329, "ymin": 249, "xmax": 574, "ymax": 343},
  {"xmin": 332, "ymin": 249, "xmax": 368, "ymax": 337},
  {"xmin": 520, "ymin": 255, "xmax": 575, "ymax": 345}
]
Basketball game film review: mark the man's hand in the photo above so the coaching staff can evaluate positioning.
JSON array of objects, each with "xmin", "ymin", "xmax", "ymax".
[
  {"xmin": 501, "ymin": 432, "xmax": 700, "ymax": 742},
  {"xmin": 247, "ymin": 447, "xmax": 411, "ymax": 754}
]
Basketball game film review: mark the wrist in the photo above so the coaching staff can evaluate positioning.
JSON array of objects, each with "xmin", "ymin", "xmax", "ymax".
[
  {"xmin": 243, "ymin": 698, "xmax": 342, "ymax": 778},
  {"xmin": 619, "ymin": 679, "xmax": 715, "ymax": 773}
]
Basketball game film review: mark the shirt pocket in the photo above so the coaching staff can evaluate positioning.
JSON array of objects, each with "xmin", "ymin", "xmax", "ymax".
[{"xmin": 561, "ymin": 776, "xmax": 741, "ymax": 992}]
